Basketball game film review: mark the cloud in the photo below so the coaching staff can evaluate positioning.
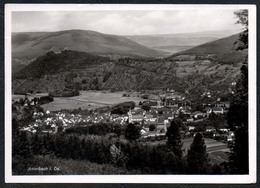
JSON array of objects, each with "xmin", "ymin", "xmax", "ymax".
[{"xmin": 11, "ymin": 9, "xmax": 243, "ymax": 35}]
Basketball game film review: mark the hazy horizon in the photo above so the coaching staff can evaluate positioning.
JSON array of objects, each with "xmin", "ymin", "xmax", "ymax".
[
  {"xmin": 12, "ymin": 9, "xmax": 243, "ymax": 35},
  {"xmin": 11, "ymin": 28, "xmax": 242, "ymax": 36}
]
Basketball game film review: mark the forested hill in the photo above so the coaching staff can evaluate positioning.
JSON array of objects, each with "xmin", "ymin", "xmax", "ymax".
[
  {"xmin": 13, "ymin": 50, "xmax": 112, "ymax": 79},
  {"xmin": 13, "ymin": 50, "xmax": 243, "ymax": 98},
  {"xmin": 166, "ymin": 33, "xmax": 247, "ymax": 65},
  {"xmin": 170, "ymin": 33, "xmax": 241, "ymax": 55},
  {"xmin": 12, "ymin": 29, "xmax": 167, "ymax": 73}
]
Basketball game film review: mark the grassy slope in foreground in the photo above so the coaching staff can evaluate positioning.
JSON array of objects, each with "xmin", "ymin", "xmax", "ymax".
[{"xmin": 13, "ymin": 155, "xmax": 141, "ymax": 175}]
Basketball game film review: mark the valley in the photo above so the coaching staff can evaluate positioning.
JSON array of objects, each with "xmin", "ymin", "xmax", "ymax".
[{"xmin": 11, "ymin": 28, "xmax": 248, "ymax": 175}]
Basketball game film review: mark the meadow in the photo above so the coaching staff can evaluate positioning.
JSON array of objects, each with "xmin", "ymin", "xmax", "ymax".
[{"xmin": 40, "ymin": 91, "xmax": 146, "ymax": 111}]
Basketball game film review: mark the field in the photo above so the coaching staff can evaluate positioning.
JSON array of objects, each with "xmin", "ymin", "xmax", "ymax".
[
  {"xmin": 183, "ymin": 138, "xmax": 230, "ymax": 165},
  {"xmin": 141, "ymin": 137, "xmax": 229, "ymax": 165},
  {"xmin": 41, "ymin": 91, "xmax": 146, "ymax": 111}
]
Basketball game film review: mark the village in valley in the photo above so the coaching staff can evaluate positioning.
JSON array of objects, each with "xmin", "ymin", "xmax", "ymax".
[
  {"xmin": 12, "ymin": 86, "xmax": 234, "ymax": 166},
  {"xmin": 12, "ymin": 90, "xmax": 232, "ymax": 134}
]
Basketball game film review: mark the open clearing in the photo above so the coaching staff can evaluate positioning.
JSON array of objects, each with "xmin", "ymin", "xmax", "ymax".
[
  {"xmin": 41, "ymin": 91, "xmax": 145, "ymax": 111},
  {"xmin": 183, "ymin": 137, "xmax": 230, "ymax": 165}
]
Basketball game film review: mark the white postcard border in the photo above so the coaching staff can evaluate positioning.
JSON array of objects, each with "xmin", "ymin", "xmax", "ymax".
[{"xmin": 4, "ymin": 4, "xmax": 257, "ymax": 184}]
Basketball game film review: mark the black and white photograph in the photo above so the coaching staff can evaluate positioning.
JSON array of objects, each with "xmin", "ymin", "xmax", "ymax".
[{"xmin": 5, "ymin": 4, "xmax": 256, "ymax": 183}]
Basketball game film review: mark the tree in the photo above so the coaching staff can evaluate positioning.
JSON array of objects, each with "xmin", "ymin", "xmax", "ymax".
[
  {"xmin": 227, "ymin": 65, "xmax": 248, "ymax": 174},
  {"xmin": 234, "ymin": 9, "xmax": 248, "ymax": 50},
  {"xmin": 158, "ymin": 109, "xmax": 163, "ymax": 115},
  {"xmin": 111, "ymin": 101, "xmax": 135, "ymax": 115},
  {"xmin": 110, "ymin": 143, "xmax": 127, "ymax": 167},
  {"xmin": 234, "ymin": 9, "xmax": 248, "ymax": 28},
  {"xmin": 103, "ymin": 71, "xmax": 112, "ymax": 82},
  {"xmin": 187, "ymin": 133, "xmax": 210, "ymax": 174},
  {"xmin": 125, "ymin": 123, "xmax": 141, "ymax": 141},
  {"xmin": 226, "ymin": 10, "xmax": 249, "ymax": 174},
  {"xmin": 31, "ymin": 133, "xmax": 42, "ymax": 155},
  {"xmin": 149, "ymin": 124, "xmax": 156, "ymax": 131},
  {"xmin": 141, "ymin": 103, "xmax": 151, "ymax": 112},
  {"xmin": 166, "ymin": 119, "xmax": 183, "ymax": 158},
  {"xmin": 15, "ymin": 131, "xmax": 32, "ymax": 158},
  {"xmin": 91, "ymin": 77, "xmax": 99, "ymax": 90},
  {"xmin": 227, "ymin": 65, "xmax": 248, "ymax": 130},
  {"xmin": 178, "ymin": 111, "xmax": 188, "ymax": 122},
  {"xmin": 82, "ymin": 79, "xmax": 87, "ymax": 84}
]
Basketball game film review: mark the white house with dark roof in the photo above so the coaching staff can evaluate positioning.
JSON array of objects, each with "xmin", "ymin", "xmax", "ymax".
[
  {"xmin": 211, "ymin": 107, "xmax": 224, "ymax": 114},
  {"xmin": 131, "ymin": 114, "xmax": 144, "ymax": 122},
  {"xmin": 206, "ymin": 126, "xmax": 216, "ymax": 132},
  {"xmin": 144, "ymin": 114, "xmax": 157, "ymax": 122},
  {"xmin": 215, "ymin": 102, "xmax": 230, "ymax": 109},
  {"xmin": 191, "ymin": 111, "xmax": 205, "ymax": 119}
]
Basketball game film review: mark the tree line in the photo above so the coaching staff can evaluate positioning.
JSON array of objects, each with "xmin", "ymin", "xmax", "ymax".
[{"xmin": 13, "ymin": 118, "xmax": 224, "ymax": 174}]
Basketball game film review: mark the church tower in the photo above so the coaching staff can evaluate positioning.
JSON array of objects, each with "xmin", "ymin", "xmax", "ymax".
[{"xmin": 128, "ymin": 109, "xmax": 133, "ymax": 123}]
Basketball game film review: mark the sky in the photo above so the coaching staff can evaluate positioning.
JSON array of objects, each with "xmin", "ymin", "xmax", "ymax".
[{"xmin": 12, "ymin": 9, "xmax": 243, "ymax": 35}]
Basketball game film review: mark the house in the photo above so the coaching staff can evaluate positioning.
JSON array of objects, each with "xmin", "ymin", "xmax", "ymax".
[
  {"xmin": 131, "ymin": 114, "xmax": 144, "ymax": 122},
  {"xmin": 191, "ymin": 111, "xmax": 204, "ymax": 119},
  {"xmin": 188, "ymin": 125, "xmax": 195, "ymax": 131},
  {"xmin": 211, "ymin": 107, "xmax": 224, "ymax": 114},
  {"xmin": 140, "ymin": 129, "xmax": 147, "ymax": 135},
  {"xmin": 186, "ymin": 118, "xmax": 194, "ymax": 123},
  {"xmin": 164, "ymin": 119, "xmax": 171, "ymax": 128},
  {"xmin": 132, "ymin": 108, "xmax": 146, "ymax": 115},
  {"xmin": 227, "ymin": 135, "xmax": 233, "ymax": 142},
  {"xmin": 147, "ymin": 100, "xmax": 158, "ymax": 107},
  {"xmin": 168, "ymin": 116, "xmax": 174, "ymax": 120},
  {"xmin": 219, "ymin": 128, "xmax": 229, "ymax": 132},
  {"xmin": 162, "ymin": 113, "xmax": 174, "ymax": 120},
  {"xmin": 144, "ymin": 114, "xmax": 157, "ymax": 121},
  {"xmin": 231, "ymin": 82, "xmax": 236, "ymax": 86},
  {"xmin": 229, "ymin": 131, "xmax": 235, "ymax": 137},
  {"xmin": 156, "ymin": 121, "xmax": 168, "ymax": 133},
  {"xmin": 144, "ymin": 120, "xmax": 168, "ymax": 133},
  {"xmin": 206, "ymin": 126, "xmax": 216, "ymax": 132},
  {"xmin": 143, "ymin": 124, "xmax": 151, "ymax": 132},
  {"xmin": 215, "ymin": 102, "xmax": 230, "ymax": 109},
  {"xmin": 165, "ymin": 98, "xmax": 177, "ymax": 106},
  {"xmin": 201, "ymin": 60, "xmax": 211, "ymax": 64}
]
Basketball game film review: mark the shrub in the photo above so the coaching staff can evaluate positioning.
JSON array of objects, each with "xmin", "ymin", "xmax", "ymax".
[
  {"xmin": 50, "ymin": 89, "xmax": 79, "ymax": 97},
  {"xmin": 65, "ymin": 123, "xmax": 123, "ymax": 136},
  {"xmin": 149, "ymin": 124, "xmax": 156, "ymax": 131},
  {"xmin": 141, "ymin": 103, "xmax": 151, "ymax": 112},
  {"xmin": 142, "ymin": 94, "xmax": 149, "ymax": 99},
  {"xmin": 38, "ymin": 95, "xmax": 54, "ymax": 105},
  {"xmin": 125, "ymin": 123, "xmax": 141, "ymax": 141},
  {"xmin": 111, "ymin": 101, "xmax": 135, "ymax": 115}
]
